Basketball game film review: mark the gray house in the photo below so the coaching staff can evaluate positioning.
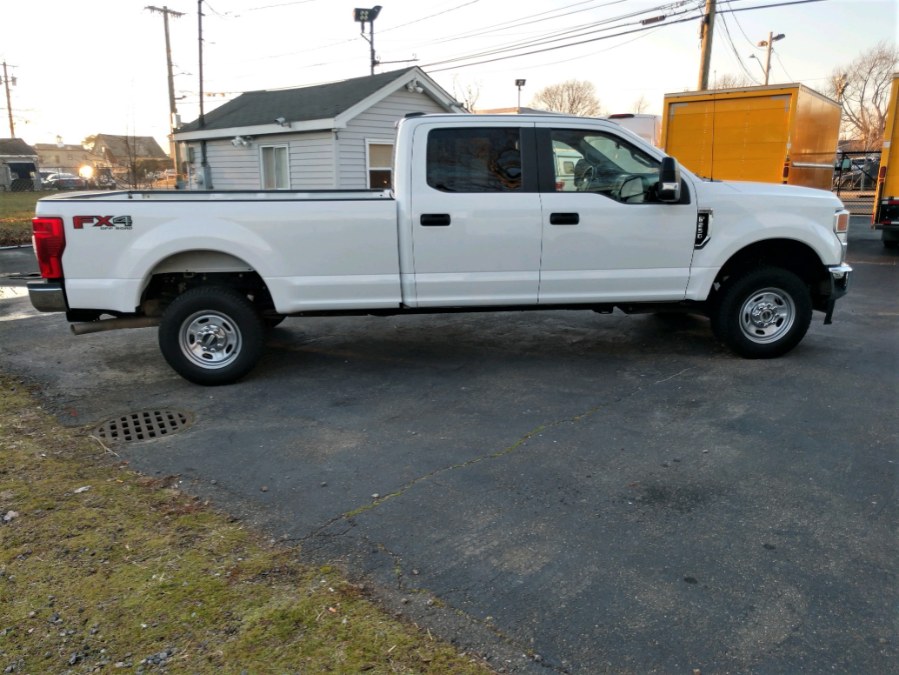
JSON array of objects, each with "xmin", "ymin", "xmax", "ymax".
[
  {"xmin": 174, "ymin": 67, "xmax": 465, "ymax": 190},
  {"xmin": 0, "ymin": 139, "xmax": 40, "ymax": 191}
]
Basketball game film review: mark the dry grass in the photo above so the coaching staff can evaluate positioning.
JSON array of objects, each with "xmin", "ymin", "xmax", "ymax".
[
  {"xmin": 0, "ymin": 192, "xmax": 45, "ymax": 246},
  {"xmin": 0, "ymin": 374, "xmax": 491, "ymax": 674}
]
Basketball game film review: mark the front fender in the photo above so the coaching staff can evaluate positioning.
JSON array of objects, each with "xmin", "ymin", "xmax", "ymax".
[{"xmin": 685, "ymin": 181, "xmax": 844, "ymax": 300}]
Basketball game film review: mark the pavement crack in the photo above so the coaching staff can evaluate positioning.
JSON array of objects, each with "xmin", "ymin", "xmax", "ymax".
[
  {"xmin": 302, "ymin": 369, "xmax": 690, "ymax": 542},
  {"xmin": 302, "ymin": 401, "xmax": 622, "ymax": 542}
]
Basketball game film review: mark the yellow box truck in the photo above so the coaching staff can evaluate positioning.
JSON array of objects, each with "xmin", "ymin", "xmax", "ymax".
[
  {"xmin": 661, "ymin": 84, "xmax": 841, "ymax": 190},
  {"xmin": 872, "ymin": 74, "xmax": 899, "ymax": 248}
]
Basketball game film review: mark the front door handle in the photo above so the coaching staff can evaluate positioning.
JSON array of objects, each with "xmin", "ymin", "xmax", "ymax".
[
  {"xmin": 550, "ymin": 212, "xmax": 580, "ymax": 225},
  {"xmin": 420, "ymin": 213, "xmax": 451, "ymax": 226}
]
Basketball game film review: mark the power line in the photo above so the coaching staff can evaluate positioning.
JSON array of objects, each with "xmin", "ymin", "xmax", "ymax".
[
  {"xmin": 422, "ymin": 0, "xmax": 827, "ymax": 74},
  {"xmin": 424, "ymin": 14, "xmax": 698, "ymax": 72},
  {"xmin": 774, "ymin": 51, "xmax": 794, "ymax": 81},
  {"xmin": 423, "ymin": 0, "xmax": 632, "ymax": 45},
  {"xmin": 421, "ymin": 3, "xmax": 700, "ymax": 70},
  {"xmin": 720, "ymin": 0, "xmax": 829, "ymax": 14},
  {"xmin": 379, "ymin": 0, "xmax": 482, "ymax": 34},
  {"xmin": 718, "ymin": 12, "xmax": 761, "ymax": 83}
]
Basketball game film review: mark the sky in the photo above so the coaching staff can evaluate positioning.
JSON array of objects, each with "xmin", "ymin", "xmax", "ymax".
[{"xmin": 1, "ymin": 0, "xmax": 896, "ymax": 151}]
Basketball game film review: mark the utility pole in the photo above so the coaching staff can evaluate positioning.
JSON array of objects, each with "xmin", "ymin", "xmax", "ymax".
[
  {"xmin": 758, "ymin": 31, "xmax": 785, "ymax": 86},
  {"xmin": 146, "ymin": 6, "xmax": 186, "ymax": 178},
  {"xmin": 697, "ymin": 0, "xmax": 716, "ymax": 90},
  {"xmin": 197, "ymin": 0, "xmax": 211, "ymax": 188},
  {"xmin": 1, "ymin": 62, "xmax": 16, "ymax": 137}
]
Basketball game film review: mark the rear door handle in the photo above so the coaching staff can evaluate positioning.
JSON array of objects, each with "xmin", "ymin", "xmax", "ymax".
[
  {"xmin": 420, "ymin": 213, "xmax": 451, "ymax": 226},
  {"xmin": 550, "ymin": 212, "xmax": 580, "ymax": 225}
]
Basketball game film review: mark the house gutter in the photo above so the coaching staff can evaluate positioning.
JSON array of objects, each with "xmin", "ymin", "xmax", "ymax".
[{"xmin": 174, "ymin": 118, "xmax": 342, "ymax": 142}]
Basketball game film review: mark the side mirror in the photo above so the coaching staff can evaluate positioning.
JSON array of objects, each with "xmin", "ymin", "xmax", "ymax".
[{"xmin": 657, "ymin": 156, "xmax": 681, "ymax": 203}]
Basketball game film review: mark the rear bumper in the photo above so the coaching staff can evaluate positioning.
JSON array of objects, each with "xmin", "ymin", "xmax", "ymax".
[{"xmin": 27, "ymin": 280, "xmax": 67, "ymax": 312}]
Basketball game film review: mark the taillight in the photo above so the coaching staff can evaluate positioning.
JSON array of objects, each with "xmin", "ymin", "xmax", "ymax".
[{"xmin": 32, "ymin": 217, "xmax": 66, "ymax": 279}]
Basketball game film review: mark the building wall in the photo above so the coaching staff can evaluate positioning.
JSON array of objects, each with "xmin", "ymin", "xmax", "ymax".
[
  {"xmin": 34, "ymin": 146, "xmax": 95, "ymax": 175},
  {"xmin": 188, "ymin": 132, "xmax": 335, "ymax": 190},
  {"xmin": 337, "ymin": 90, "xmax": 449, "ymax": 189},
  {"xmin": 182, "ymin": 89, "xmax": 454, "ymax": 190}
]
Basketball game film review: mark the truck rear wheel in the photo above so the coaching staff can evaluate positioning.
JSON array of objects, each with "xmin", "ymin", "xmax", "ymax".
[
  {"xmin": 158, "ymin": 286, "xmax": 265, "ymax": 385},
  {"xmin": 711, "ymin": 267, "xmax": 812, "ymax": 359}
]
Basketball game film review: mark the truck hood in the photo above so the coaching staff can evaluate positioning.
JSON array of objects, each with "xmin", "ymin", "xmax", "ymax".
[{"xmin": 692, "ymin": 178, "xmax": 844, "ymax": 213}]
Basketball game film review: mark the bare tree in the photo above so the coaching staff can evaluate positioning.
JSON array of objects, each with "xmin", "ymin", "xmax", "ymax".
[
  {"xmin": 531, "ymin": 80, "xmax": 602, "ymax": 116},
  {"xmin": 452, "ymin": 76, "xmax": 481, "ymax": 112},
  {"xmin": 713, "ymin": 73, "xmax": 754, "ymax": 89},
  {"xmin": 631, "ymin": 94, "xmax": 650, "ymax": 114},
  {"xmin": 828, "ymin": 41, "xmax": 898, "ymax": 148}
]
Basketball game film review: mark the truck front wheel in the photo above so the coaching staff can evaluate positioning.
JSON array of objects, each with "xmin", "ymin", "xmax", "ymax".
[
  {"xmin": 711, "ymin": 267, "xmax": 812, "ymax": 359},
  {"xmin": 158, "ymin": 286, "xmax": 265, "ymax": 385}
]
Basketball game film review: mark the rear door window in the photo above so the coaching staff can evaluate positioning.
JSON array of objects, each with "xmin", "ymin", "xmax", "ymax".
[{"xmin": 426, "ymin": 127, "xmax": 523, "ymax": 192}]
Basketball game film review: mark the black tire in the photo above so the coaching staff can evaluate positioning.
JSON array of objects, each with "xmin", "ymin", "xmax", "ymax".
[
  {"xmin": 158, "ymin": 286, "xmax": 266, "ymax": 385},
  {"xmin": 711, "ymin": 267, "xmax": 812, "ymax": 359},
  {"xmin": 883, "ymin": 239, "xmax": 898, "ymax": 250}
]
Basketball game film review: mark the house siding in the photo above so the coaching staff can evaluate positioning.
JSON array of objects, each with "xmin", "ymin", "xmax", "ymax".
[
  {"xmin": 204, "ymin": 143, "xmax": 260, "ymax": 190},
  {"xmin": 337, "ymin": 91, "xmax": 448, "ymax": 189},
  {"xmin": 188, "ymin": 132, "xmax": 335, "ymax": 190}
]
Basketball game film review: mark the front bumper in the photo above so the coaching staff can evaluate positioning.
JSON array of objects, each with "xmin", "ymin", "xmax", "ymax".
[
  {"xmin": 27, "ymin": 280, "xmax": 67, "ymax": 312},
  {"xmin": 823, "ymin": 264, "xmax": 852, "ymax": 325}
]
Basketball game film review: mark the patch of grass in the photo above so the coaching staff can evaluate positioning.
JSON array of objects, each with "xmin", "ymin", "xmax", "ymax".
[
  {"xmin": 0, "ymin": 192, "xmax": 47, "ymax": 246},
  {"xmin": 0, "ymin": 374, "xmax": 491, "ymax": 674}
]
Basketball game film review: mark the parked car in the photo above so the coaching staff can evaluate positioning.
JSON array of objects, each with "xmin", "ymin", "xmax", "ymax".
[{"xmin": 44, "ymin": 172, "xmax": 87, "ymax": 190}]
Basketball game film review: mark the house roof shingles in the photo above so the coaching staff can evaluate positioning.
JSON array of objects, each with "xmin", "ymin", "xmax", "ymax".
[
  {"xmin": 179, "ymin": 67, "xmax": 419, "ymax": 133},
  {"xmin": 0, "ymin": 139, "xmax": 38, "ymax": 156},
  {"xmin": 95, "ymin": 134, "xmax": 168, "ymax": 160}
]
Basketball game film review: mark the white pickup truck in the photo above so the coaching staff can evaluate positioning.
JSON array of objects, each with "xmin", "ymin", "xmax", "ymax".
[{"xmin": 28, "ymin": 114, "xmax": 851, "ymax": 385}]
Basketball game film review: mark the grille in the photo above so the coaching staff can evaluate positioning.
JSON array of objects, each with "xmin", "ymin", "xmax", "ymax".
[{"xmin": 95, "ymin": 410, "xmax": 191, "ymax": 444}]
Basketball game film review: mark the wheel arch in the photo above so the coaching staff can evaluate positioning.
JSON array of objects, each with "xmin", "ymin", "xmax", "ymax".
[
  {"xmin": 138, "ymin": 249, "xmax": 275, "ymax": 317},
  {"xmin": 711, "ymin": 238, "xmax": 831, "ymax": 310}
]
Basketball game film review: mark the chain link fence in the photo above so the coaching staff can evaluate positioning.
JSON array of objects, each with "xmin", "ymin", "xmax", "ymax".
[{"xmin": 832, "ymin": 150, "xmax": 880, "ymax": 215}]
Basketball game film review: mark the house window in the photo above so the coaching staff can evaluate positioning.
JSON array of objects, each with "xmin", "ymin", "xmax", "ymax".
[
  {"xmin": 367, "ymin": 142, "xmax": 393, "ymax": 188},
  {"xmin": 260, "ymin": 145, "xmax": 289, "ymax": 189}
]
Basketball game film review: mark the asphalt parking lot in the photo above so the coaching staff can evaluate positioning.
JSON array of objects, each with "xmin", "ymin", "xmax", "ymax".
[{"xmin": 1, "ymin": 217, "xmax": 896, "ymax": 673}]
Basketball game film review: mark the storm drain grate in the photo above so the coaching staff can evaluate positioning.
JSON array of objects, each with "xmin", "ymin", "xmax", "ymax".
[{"xmin": 95, "ymin": 410, "xmax": 192, "ymax": 444}]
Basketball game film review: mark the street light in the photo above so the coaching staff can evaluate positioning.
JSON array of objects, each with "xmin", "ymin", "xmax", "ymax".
[
  {"xmin": 515, "ymin": 78, "xmax": 526, "ymax": 111},
  {"xmin": 756, "ymin": 32, "xmax": 785, "ymax": 85},
  {"xmin": 748, "ymin": 54, "xmax": 766, "ymax": 82},
  {"xmin": 354, "ymin": 6, "xmax": 383, "ymax": 75}
]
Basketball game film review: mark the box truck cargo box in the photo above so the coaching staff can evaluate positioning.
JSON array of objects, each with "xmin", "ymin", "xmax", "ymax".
[
  {"xmin": 605, "ymin": 113, "xmax": 662, "ymax": 147},
  {"xmin": 873, "ymin": 74, "xmax": 899, "ymax": 248},
  {"xmin": 661, "ymin": 84, "xmax": 841, "ymax": 190}
]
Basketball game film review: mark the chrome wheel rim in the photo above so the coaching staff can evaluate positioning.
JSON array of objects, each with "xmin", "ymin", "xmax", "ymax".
[
  {"xmin": 179, "ymin": 310, "xmax": 242, "ymax": 369},
  {"xmin": 739, "ymin": 287, "xmax": 795, "ymax": 344}
]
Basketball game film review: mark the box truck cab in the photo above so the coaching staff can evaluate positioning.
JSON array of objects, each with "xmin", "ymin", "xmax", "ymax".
[{"xmin": 873, "ymin": 74, "xmax": 899, "ymax": 248}]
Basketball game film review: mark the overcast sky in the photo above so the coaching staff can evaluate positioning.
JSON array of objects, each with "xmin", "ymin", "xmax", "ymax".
[{"xmin": 2, "ymin": 0, "xmax": 896, "ymax": 149}]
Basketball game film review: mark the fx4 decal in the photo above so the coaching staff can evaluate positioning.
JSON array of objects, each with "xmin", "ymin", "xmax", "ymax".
[{"xmin": 73, "ymin": 215, "xmax": 134, "ymax": 230}]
